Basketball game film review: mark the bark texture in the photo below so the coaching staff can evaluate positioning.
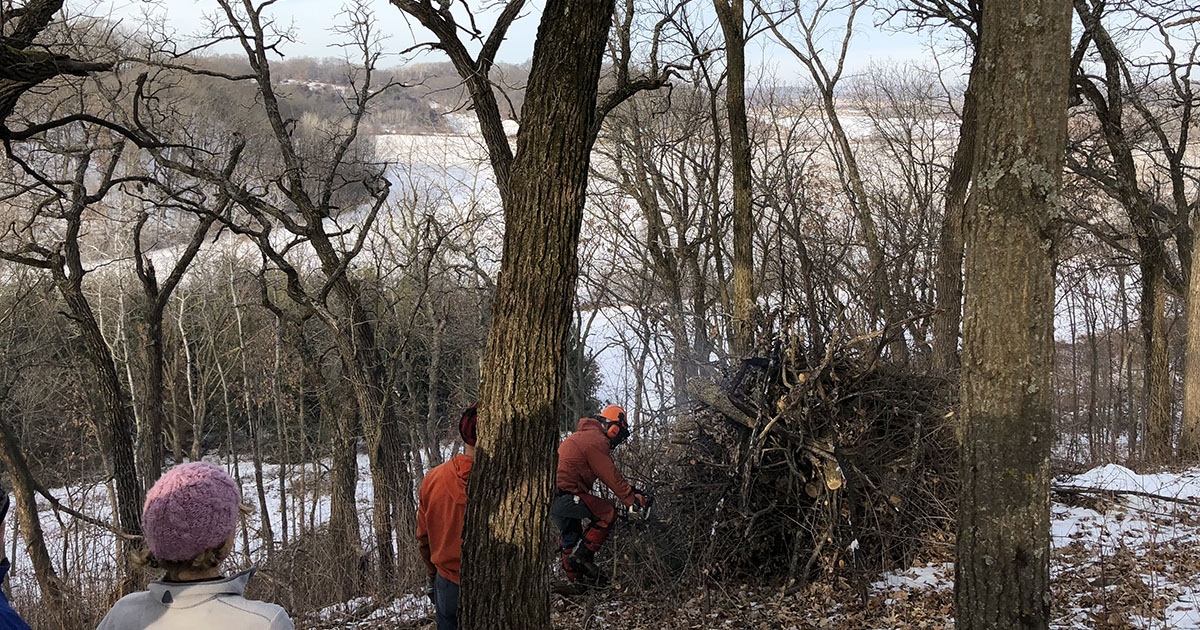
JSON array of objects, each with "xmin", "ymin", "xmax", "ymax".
[
  {"xmin": 459, "ymin": 2, "xmax": 615, "ymax": 628},
  {"xmin": 955, "ymin": 0, "xmax": 1072, "ymax": 627},
  {"xmin": 714, "ymin": 0, "xmax": 756, "ymax": 357},
  {"xmin": 1181, "ymin": 236, "xmax": 1200, "ymax": 459},
  {"xmin": 1143, "ymin": 269, "xmax": 1172, "ymax": 461},
  {"xmin": 0, "ymin": 0, "xmax": 110, "ymax": 125}
]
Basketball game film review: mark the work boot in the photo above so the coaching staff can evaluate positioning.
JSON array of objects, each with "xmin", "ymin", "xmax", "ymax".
[
  {"xmin": 567, "ymin": 549, "xmax": 607, "ymax": 586},
  {"xmin": 560, "ymin": 549, "xmax": 583, "ymax": 582}
]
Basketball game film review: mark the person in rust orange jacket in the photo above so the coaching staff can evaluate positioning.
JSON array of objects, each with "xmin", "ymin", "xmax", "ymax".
[
  {"xmin": 551, "ymin": 405, "xmax": 651, "ymax": 583},
  {"xmin": 417, "ymin": 404, "xmax": 476, "ymax": 630}
]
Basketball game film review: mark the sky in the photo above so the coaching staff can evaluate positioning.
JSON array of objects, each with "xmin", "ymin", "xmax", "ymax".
[{"xmin": 94, "ymin": 0, "xmax": 958, "ymax": 82}]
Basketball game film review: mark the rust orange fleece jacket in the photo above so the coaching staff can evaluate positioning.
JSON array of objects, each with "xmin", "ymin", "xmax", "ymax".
[
  {"xmin": 556, "ymin": 417, "xmax": 636, "ymax": 506},
  {"xmin": 417, "ymin": 453, "xmax": 472, "ymax": 584}
]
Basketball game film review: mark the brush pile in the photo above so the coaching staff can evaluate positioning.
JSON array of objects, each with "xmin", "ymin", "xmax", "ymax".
[{"xmin": 615, "ymin": 332, "xmax": 957, "ymax": 592}]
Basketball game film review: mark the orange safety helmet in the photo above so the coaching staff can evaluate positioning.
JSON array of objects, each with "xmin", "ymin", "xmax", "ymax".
[{"xmin": 598, "ymin": 405, "xmax": 630, "ymax": 446}]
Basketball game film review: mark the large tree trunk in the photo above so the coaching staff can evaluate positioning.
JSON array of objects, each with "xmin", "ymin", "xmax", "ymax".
[
  {"xmin": 381, "ymin": 413, "xmax": 418, "ymax": 585},
  {"xmin": 1179, "ymin": 234, "xmax": 1200, "ymax": 459},
  {"xmin": 931, "ymin": 52, "xmax": 980, "ymax": 374},
  {"xmin": 1142, "ymin": 264, "xmax": 1172, "ymax": 462},
  {"xmin": 715, "ymin": 0, "xmax": 756, "ymax": 357},
  {"xmin": 328, "ymin": 402, "xmax": 362, "ymax": 549},
  {"xmin": 954, "ymin": 0, "xmax": 1071, "ymax": 627},
  {"xmin": 459, "ymin": 2, "xmax": 615, "ymax": 628}
]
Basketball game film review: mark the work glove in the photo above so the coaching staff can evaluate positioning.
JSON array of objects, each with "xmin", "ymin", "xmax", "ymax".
[
  {"xmin": 425, "ymin": 573, "xmax": 436, "ymax": 606},
  {"xmin": 632, "ymin": 489, "xmax": 653, "ymax": 511}
]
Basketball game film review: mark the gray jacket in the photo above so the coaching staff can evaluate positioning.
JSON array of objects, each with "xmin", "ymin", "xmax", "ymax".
[{"xmin": 97, "ymin": 570, "xmax": 292, "ymax": 630}]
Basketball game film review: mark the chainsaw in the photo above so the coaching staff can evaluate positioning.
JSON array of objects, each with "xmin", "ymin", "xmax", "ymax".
[{"xmin": 625, "ymin": 496, "xmax": 654, "ymax": 522}]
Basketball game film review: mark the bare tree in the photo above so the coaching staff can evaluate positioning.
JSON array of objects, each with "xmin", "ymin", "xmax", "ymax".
[
  {"xmin": 132, "ymin": 207, "xmax": 217, "ymax": 488},
  {"xmin": 0, "ymin": 0, "xmax": 110, "ymax": 131},
  {"xmin": 888, "ymin": 0, "xmax": 982, "ymax": 372},
  {"xmin": 459, "ymin": 1, "xmax": 617, "ymax": 627},
  {"xmin": 754, "ymin": 0, "xmax": 899, "ymax": 358},
  {"xmin": 1068, "ymin": 0, "xmax": 1198, "ymax": 463},
  {"xmin": 714, "ymin": 0, "xmax": 757, "ymax": 356},
  {"xmin": 0, "ymin": 281, "xmax": 74, "ymax": 626},
  {"xmin": 955, "ymin": 0, "xmax": 1072, "ymax": 627},
  {"xmin": 592, "ymin": 89, "xmax": 724, "ymax": 405},
  {"xmin": 0, "ymin": 140, "xmax": 146, "ymax": 583},
  {"xmin": 387, "ymin": 0, "xmax": 527, "ymax": 202},
  {"xmin": 123, "ymin": 0, "xmax": 423, "ymax": 585}
]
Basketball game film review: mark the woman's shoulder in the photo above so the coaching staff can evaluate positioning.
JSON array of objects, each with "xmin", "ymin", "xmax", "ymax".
[
  {"xmin": 107, "ymin": 589, "xmax": 157, "ymax": 610},
  {"xmin": 213, "ymin": 595, "xmax": 293, "ymax": 628},
  {"xmin": 96, "ymin": 591, "xmax": 156, "ymax": 629}
]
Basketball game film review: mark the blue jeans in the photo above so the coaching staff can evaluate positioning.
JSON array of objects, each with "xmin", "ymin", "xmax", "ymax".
[{"xmin": 434, "ymin": 573, "xmax": 459, "ymax": 630}]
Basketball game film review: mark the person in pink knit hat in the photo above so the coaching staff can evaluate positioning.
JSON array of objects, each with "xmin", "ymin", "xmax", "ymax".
[{"xmin": 97, "ymin": 462, "xmax": 293, "ymax": 630}]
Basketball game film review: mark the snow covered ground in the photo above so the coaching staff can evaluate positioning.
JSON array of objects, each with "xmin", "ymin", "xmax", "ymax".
[
  {"xmin": 1050, "ymin": 465, "xmax": 1200, "ymax": 629},
  {"xmin": 552, "ymin": 463, "xmax": 1200, "ymax": 629},
  {"xmin": 309, "ymin": 594, "xmax": 431, "ymax": 628},
  {"xmin": 13, "ymin": 452, "xmax": 1200, "ymax": 628},
  {"xmin": 850, "ymin": 464, "xmax": 1200, "ymax": 629}
]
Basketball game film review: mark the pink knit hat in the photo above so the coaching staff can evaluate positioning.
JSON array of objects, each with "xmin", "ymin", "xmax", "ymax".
[{"xmin": 143, "ymin": 462, "xmax": 242, "ymax": 563}]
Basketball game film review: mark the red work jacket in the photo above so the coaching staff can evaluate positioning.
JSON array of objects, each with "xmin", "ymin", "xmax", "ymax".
[{"xmin": 556, "ymin": 417, "xmax": 635, "ymax": 506}]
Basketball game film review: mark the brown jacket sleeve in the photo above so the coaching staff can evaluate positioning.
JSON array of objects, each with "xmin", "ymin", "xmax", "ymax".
[{"xmin": 585, "ymin": 438, "xmax": 635, "ymax": 506}]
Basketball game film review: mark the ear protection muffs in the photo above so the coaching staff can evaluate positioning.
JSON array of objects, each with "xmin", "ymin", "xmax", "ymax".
[
  {"xmin": 598, "ymin": 405, "xmax": 629, "ymax": 447},
  {"xmin": 605, "ymin": 413, "xmax": 625, "ymax": 440}
]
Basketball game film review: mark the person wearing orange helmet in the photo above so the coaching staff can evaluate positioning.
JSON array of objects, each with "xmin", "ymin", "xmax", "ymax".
[{"xmin": 550, "ymin": 405, "xmax": 651, "ymax": 583}]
